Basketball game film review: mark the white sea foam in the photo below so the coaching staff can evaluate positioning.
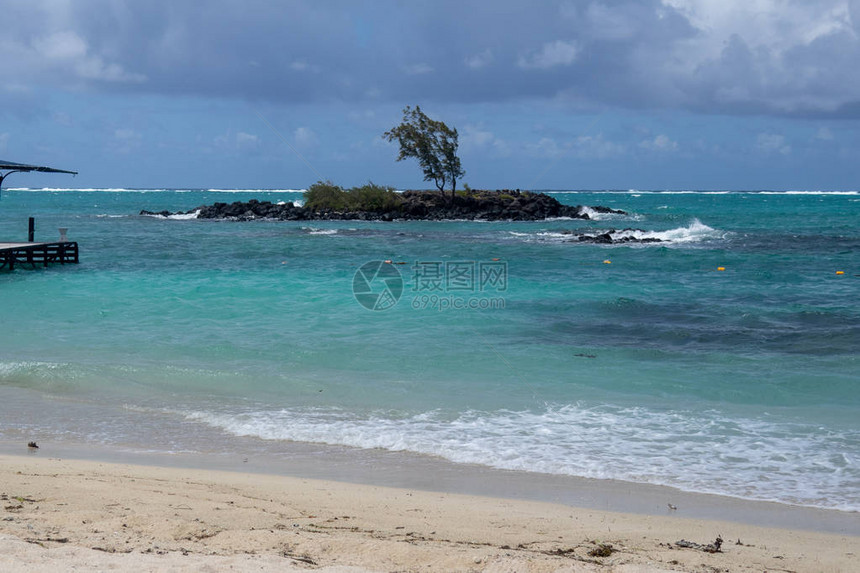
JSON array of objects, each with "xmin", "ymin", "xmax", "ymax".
[
  {"xmin": 302, "ymin": 227, "xmax": 338, "ymax": 235},
  {"xmin": 7, "ymin": 187, "xmax": 139, "ymax": 192},
  {"xmin": 205, "ymin": 189, "xmax": 305, "ymax": 193},
  {"xmin": 508, "ymin": 219, "xmax": 723, "ymax": 245},
  {"xmin": 607, "ymin": 218, "xmax": 722, "ymax": 243},
  {"xmin": 505, "ymin": 231, "xmax": 568, "ymax": 243},
  {"xmin": 167, "ymin": 210, "xmax": 201, "ymax": 220},
  {"xmin": 141, "ymin": 209, "xmax": 201, "ymax": 220},
  {"xmin": 577, "ymin": 206, "xmax": 642, "ymax": 221},
  {"xmin": 179, "ymin": 403, "xmax": 860, "ymax": 511},
  {"xmin": 578, "ymin": 206, "xmax": 608, "ymax": 220},
  {"xmin": 545, "ymin": 190, "xmax": 860, "ymax": 196},
  {"xmin": 544, "ymin": 190, "xmax": 732, "ymax": 195},
  {"xmin": 578, "ymin": 206, "xmax": 600, "ymax": 220},
  {"xmin": 760, "ymin": 190, "xmax": 859, "ymax": 195},
  {"xmin": 5, "ymin": 188, "xmax": 306, "ymax": 193}
]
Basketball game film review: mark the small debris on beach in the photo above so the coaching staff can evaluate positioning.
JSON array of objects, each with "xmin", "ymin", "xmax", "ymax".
[
  {"xmin": 282, "ymin": 551, "xmax": 317, "ymax": 565},
  {"xmin": 588, "ymin": 543, "xmax": 615, "ymax": 557},
  {"xmin": 675, "ymin": 535, "xmax": 723, "ymax": 553}
]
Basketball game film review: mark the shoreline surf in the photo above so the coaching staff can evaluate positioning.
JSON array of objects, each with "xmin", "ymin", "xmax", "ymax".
[{"xmin": 2, "ymin": 438, "xmax": 858, "ymax": 537}]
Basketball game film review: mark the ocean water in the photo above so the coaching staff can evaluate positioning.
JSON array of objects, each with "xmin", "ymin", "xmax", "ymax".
[{"xmin": 1, "ymin": 188, "xmax": 858, "ymax": 512}]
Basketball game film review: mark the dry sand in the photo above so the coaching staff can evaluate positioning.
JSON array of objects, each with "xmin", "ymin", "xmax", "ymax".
[{"xmin": 1, "ymin": 454, "xmax": 858, "ymax": 572}]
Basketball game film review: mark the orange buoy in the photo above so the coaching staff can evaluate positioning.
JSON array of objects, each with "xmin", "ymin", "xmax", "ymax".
[
  {"xmin": 836, "ymin": 270, "xmax": 845, "ymax": 275},
  {"xmin": 717, "ymin": 267, "xmax": 725, "ymax": 271},
  {"xmin": 603, "ymin": 260, "xmax": 611, "ymax": 264}
]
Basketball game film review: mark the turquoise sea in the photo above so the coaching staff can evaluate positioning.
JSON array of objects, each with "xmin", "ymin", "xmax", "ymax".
[{"xmin": 1, "ymin": 188, "xmax": 858, "ymax": 512}]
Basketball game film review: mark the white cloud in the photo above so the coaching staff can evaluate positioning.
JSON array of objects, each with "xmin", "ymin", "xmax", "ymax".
[
  {"xmin": 662, "ymin": 0, "xmax": 854, "ymax": 52},
  {"xmin": 518, "ymin": 40, "xmax": 578, "ymax": 69},
  {"xmin": 293, "ymin": 127, "xmax": 319, "ymax": 148},
  {"xmin": 464, "ymin": 49, "xmax": 493, "ymax": 69},
  {"xmin": 527, "ymin": 137, "xmax": 564, "ymax": 158},
  {"xmin": 236, "ymin": 132, "xmax": 260, "ymax": 149},
  {"xmin": 214, "ymin": 131, "xmax": 260, "ymax": 152},
  {"xmin": 640, "ymin": 134, "xmax": 678, "ymax": 152},
  {"xmin": 571, "ymin": 134, "xmax": 624, "ymax": 159},
  {"xmin": 660, "ymin": 0, "xmax": 857, "ymax": 112},
  {"xmin": 814, "ymin": 127, "xmax": 834, "ymax": 141},
  {"xmin": 33, "ymin": 31, "xmax": 146, "ymax": 83},
  {"xmin": 756, "ymin": 133, "xmax": 791, "ymax": 155},
  {"xmin": 526, "ymin": 133, "xmax": 623, "ymax": 160},
  {"xmin": 290, "ymin": 60, "xmax": 320, "ymax": 73},
  {"xmin": 584, "ymin": 2, "xmax": 640, "ymax": 40},
  {"xmin": 403, "ymin": 63, "xmax": 434, "ymax": 75},
  {"xmin": 34, "ymin": 30, "xmax": 87, "ymax": 60},
  {"xmin": 461, "ymin": 124, "xmax": 510, "ymax": 157}
]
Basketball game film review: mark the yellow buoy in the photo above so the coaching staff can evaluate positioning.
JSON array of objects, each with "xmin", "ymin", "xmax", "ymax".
[
  {"xmin": 717, "ymin": 267, "xmax": 725, "ymax": 271},
  {"xmin": 836, "ymin": 270, "xmax": 845, "ymax": 275},
  {"xmin": 603, "ymin": 260, "xmax": 611, "ymax": 264}
]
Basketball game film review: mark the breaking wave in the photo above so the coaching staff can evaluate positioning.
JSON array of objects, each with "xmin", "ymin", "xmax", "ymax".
[
  {"xmin": 177, "ymin": 403, "xmax": 860, "ymax": 512},
  {"xmin": 507, "ymin": 219, "xmax": 725, "ymax": 245}
]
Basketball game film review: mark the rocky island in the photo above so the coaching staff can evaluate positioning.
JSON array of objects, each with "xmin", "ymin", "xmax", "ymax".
[
  {"xmin": 140, "ymin": 188, "xmax": 669, "ymax": 243},
  {"xmin": 141, "ymin": 189, "xmax": 627, "ymax": 222}
]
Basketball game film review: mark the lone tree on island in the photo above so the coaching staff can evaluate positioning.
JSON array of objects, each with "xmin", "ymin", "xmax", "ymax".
[{"xmin": 383, "ymin": 106, "xmax": 465, "ymax": 200}]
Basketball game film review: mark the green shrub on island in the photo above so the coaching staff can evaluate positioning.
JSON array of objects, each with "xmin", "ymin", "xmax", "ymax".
[
  {"xmin": 303, "ymin": 180, "xmax": 402, "ymax": 212},
  {"xmin": 303, "ymin": 180, "xmax": 350, "ymax": 210},
  {"xmin": 347, "ymin": 182, "xmax": 402, "ymax": 211}
]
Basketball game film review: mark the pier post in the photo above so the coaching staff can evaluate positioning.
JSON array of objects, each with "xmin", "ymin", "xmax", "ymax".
[{"xmin": 28, "ymin": 217, "xmax": 35, "ymax": 242}]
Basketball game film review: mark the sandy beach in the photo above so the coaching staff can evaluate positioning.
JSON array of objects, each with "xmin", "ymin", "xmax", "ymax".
[{"xmin": 1, "ymin": 453, "xmax": 857, "ymax": 572}]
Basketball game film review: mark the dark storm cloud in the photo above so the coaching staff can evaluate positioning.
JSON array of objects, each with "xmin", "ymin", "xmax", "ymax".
[{"xmin": 3, "ymin": 0, "xmax": 860, "ymax": 118}]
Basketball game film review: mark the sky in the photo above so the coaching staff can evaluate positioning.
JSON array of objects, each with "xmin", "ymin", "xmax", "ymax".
[{"xmin": 2, "ymin": 0, "xmax": 860, "ymax": 191}]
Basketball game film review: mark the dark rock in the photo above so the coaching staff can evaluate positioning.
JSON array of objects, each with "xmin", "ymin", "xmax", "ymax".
[
  {"xmin": 563, "ymin": 227, "xmax": 664, "ymax": 244},
  {"xmin": 139, "ymin": 209, "xmax": 173, "ymax": 217}
]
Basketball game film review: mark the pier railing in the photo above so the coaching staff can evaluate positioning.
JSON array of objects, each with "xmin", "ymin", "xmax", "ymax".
[{"xmin": 0, "ymin": 241, "xmax": 79, "ymax": 271}]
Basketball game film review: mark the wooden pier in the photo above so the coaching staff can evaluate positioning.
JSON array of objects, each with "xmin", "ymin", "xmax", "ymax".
[{"xmin": 0, "ymin": 241, "xmax": 79, "ymax": 271}]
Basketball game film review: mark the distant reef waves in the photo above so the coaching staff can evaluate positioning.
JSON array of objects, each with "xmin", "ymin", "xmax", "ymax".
[{"xmin": 140, "ymin": 189, "xmax": 627, "ymax": 222}]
